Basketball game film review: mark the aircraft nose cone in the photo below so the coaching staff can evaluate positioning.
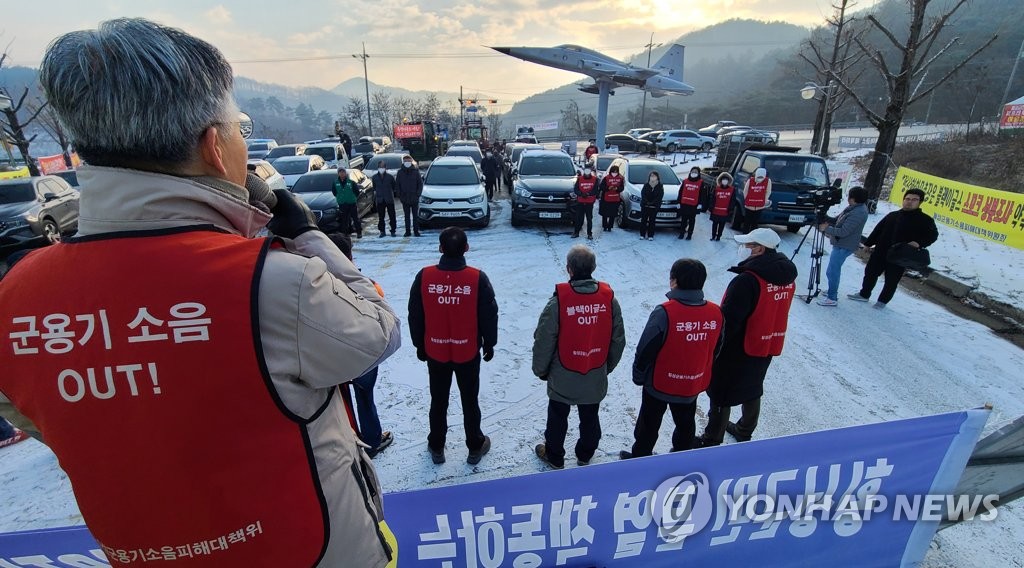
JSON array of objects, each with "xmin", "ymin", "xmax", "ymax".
[{"xmin": 490, "ymin": 47, "xmax": 511, "ymax": 55}]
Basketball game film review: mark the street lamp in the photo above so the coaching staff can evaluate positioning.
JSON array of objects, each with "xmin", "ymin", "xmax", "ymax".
[{"xmin": 800, "ymin": 81, "xmax": 837, "ymax": 156}]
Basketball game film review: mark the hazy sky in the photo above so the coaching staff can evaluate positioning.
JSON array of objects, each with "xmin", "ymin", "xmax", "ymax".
[{"xmin": 6, "ymin": 0, "xmax": 881, "ymax": 106}]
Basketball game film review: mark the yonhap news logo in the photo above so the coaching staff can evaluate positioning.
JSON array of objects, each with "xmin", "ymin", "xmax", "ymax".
[{"xmin": 652, "ymin": 473, "xmax": 714, "ymax": 542}]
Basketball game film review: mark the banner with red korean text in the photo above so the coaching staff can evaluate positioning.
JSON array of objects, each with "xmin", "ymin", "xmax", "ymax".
[
  {"xmin": 1000, "ymin": 96, "xmax": 1024, "ymax": 130},
  {"xmin": 890, "ymin": 166, "xmax": 1024, "ymax": 251},
  {"xmin": 394, "ymin": 123, "xmax": 424, "ymax": 139},
  {"xmin": 37, "ymin": 155, "xmax": 69, "ymax": 174}
]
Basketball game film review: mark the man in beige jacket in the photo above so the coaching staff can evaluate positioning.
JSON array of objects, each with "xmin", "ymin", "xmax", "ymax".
[{"xmin": 0, "ymin": 19, "xmax": 399, "ymax": 567}]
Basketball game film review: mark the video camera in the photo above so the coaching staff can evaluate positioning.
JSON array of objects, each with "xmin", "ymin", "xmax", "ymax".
[{"xmin": 796, "ymin": 178, "xmax": 844, "ymax": 211}]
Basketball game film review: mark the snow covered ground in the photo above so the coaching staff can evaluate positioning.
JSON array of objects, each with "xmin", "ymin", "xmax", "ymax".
[{"xmin": 3, "ymin": 152, "xmax": 1024, "ymax": 566}]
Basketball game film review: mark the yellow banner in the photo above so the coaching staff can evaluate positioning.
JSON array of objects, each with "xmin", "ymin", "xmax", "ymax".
[
  {"xmin": 0, "ymin": 167, "xmax": 30, "ymax": 180},
  {"xmin": 890, "ymin": 167, "xmax": 1024, "ymax": 251}
]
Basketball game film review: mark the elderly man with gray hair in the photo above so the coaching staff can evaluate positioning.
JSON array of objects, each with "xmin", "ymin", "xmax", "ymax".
[
  {"xmin": 0, "ymin": 19, "xmax": 399, "ymax": 567},
  {"xmin": 532, "ymin": 245, "xmax": 626, "ymax": 469}
]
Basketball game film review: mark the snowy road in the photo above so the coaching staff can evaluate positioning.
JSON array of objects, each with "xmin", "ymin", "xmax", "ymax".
[{"xmin": 3, "ymin": 189, "xmax": 1024, "ymax": 565}]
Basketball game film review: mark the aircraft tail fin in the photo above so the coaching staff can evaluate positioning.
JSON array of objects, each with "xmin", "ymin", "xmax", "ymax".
[{"xmin": 651, "ymin": 44, "xmax": 685, "ymax": 81}]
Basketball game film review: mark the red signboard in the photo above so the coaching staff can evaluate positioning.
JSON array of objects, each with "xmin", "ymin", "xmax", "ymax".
[
  {"xmin": 37, "ymin": 154, "xmax": 68, "ymax": 174},
  {"xmin": 394, "ymin": 123, "xmax": 424, "ymax": 139},
  {"xmin": 1000, "ymin": 102, "xmax": 1024, "ymax": 130}
]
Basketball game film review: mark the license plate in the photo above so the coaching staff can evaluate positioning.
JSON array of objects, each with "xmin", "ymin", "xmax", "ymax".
[
  {"xmin": 656, "ymin": 212, "xmax": 676, "ymax": 219},
  {"xmin": 539, "ymin": 212, "xmax": 562, "ymax": 219},
  {"xmin": 788, "ymin": 214, "xmax": 806, "ymax": 223},
  {"xmin": 437, "ymin": 211, "xmax": 462, "ymax": 217}
]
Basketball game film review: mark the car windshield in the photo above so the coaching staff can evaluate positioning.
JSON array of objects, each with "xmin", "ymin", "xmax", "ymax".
[
  {"xmin": 0, "ymin": 182, "xmax": 35, "ymax": 204},
  {"xmin": 275, "ymin": 160, "xmax": 312, "ymax": 175},
  {"xmin": 628, "ymin": 163, "xmax": 681, "ymax": 185},
  {"xmin": 764, "ymin": 157, "xmax": 829, "ymax": 186},
  {"xmin": 595, "ymin": 157, "xmax": 615, "ymax": 171},
  {"xmin": 290, "ymin": 173, "xmax": 334, "ymax": 194},
  {"xmin": 425, "ymin": 164, "xmax": 479, "ymax": 185},
  {"xmin": 511, "ymin": 146, "xmax": 542, "ymax": 163},
  {"xmin": 367, "ymin": 156, "xmax": 404, "ymax": 169},
  {"xmin": 304, "ymin": 147, "xmax": 336, "ymax": 161},
  {"xmin": 265, "ymin": 147, "xmax": 294, "ymax": 159},
  {"xmin": 248, "ymin": 143, "xmax": 269, "ymax": 151},
  {"xmin": 446, "ymin": 148, "xmax": 482, "ymax": 164},
  {"xmin": 519, "ymin": 156, "xmax": 575, "ymax": 176},
  {"xmin": 353, "ymin": 142, "xmax": 375, "ymax": 153}
]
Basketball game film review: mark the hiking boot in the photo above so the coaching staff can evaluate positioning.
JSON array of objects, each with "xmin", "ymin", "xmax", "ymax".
[
  {"xmin": 847, "ymin": 293, "xmax": 869, "ymax": 302},
  {"xmin": 365, "ymin": 431, "xmax": 394, "ymax": 459},
  {"xmin": 587, "ymin": 233, "xmax": 593, "ymax": 240},
  {"xmin": 725, "ymin": 421, "xmax": 752, "ymax": 442},
  {"xmin": 534, "ymin": 443, "xmax": 564, "ymax": 469},
  {"xmin": 378, "ymin": 233, "xmax": 385, "ymax": 238},
  {"xmin": 390, "ymin": 231, "xmax": 397, "ymax": 237},
  {"xmin": 571, "ymin": 232, "xmax": 580, "ymax": 238},
  {"xmin": 404, "ymin": 231, "xmax": 411, "ymax": 237},
  {"xmin": 414, "ymin": 231, "xmax": 421, "ymax": 237},
  {"xmin": 678, "ymin": 233, "xmax": 686, "ymax": 239},
  {"xmin": 873, "ymin": 301, "xmax": 887, "ymax": 309},
  {"xmin": 618, "ymin": 450, "xmax": 634, "ymax": 460},
  {"xmin": 467, "ymin": 436, "xmax": 491, "ymax": 465},
  {"xmin": 577, "ymin": 457, "xmax": 590, "ymax": 466},
  {"xmin": 686, "ymin": 234, "xmax": 693, "ymax": 240},
  {"xmin": 695, "ymin": 435, "xmax": 721, "ymax": 448},
  {"xmin": 428, "ymin": 446, "xmax": 445, "ymax": 464}
]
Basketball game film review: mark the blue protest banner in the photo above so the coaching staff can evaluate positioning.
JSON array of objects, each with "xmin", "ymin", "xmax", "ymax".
[{"xmin": 0, "ymin": 409, "xmax": 989, "ymax": 567}]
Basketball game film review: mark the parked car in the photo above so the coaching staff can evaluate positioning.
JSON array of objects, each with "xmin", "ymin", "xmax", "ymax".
[
  {"xmin": 51, "ymin": 170, "xmax": 80, "ymax": 188},
  {"xmin": 264, "ymin": 143, "xmax": 308, "ymax": 163},
  {"xmin": 604, "ymin": 134, "xmax": 655, "ymax": 154},
  {"xmin": 445, "ymin": 145, "xmax": 483, "ymax": 165},
  {"xmin": 639, "ymin": 131, "xmax": 664, "ymax": 144},
  {"xmin": 272, "ymin": 155, "xmax": 326, "ymax": 189},
  {"xmin": 626, "ymin": 127, "xmax": 653, "ymax": 139},
  {"xmin": 657, "ymin": 129, "xmax": 717, "ymax": 152},
  {"xmin": 716, "ymin": 125, "xmax": 754, "ymax": 138},
  {"xmin": 503, "ymin": 144, "xmax": 544, "ymax": 188},
  {"xmin": 289, "ymin": 169, "xmax": 374, "ymax": 232},
  {"xmin": 351, "ymin": 140, "xmax": 381, "ymax": 166},
  {"xmin": 0, "ymin": 175, "xmax": 80, "ymax": 249},
  {"xmin": 510, "ymin": 150, "xmax": 578, "ymax": 227},
  {"xmin": 246, "ymin": 159, "xmax": 287, "ymax": 191},
  {"xmin": 364, "ymin": 153, "xmax": 411, "ymax": 178},
  {"xmin": 361, "ymin": 135, "xmax": 393, "ymax": 152},
  {"xmin": 246, "ymin": 140, "xmax": 278, "ymax": 160},
  {"xmin": 418, "ymin": 156, "xmax": 489, "ymax": 228},
  {"xmin": 304, "ymin": 142, "xmax": 363, "ymax": 170},
  {"xmin": 587, "ymin": 153, "xmax": 624, "ymax": 182},
  {"xmin": 449, "ymin": 140, "xmax": 481, "ymax": 149},
  {"xmin": 607, "ymin": 157, "xmax": 682, "ymax": 230},
  {"xmin": 697, "ymin": 120, "xmax": 738, "ymax": 137}
]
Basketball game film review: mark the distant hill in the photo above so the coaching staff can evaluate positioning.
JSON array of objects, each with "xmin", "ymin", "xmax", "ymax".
[{"xmin": 330, "ymin": 77, "xmax": 460, "ymax": 104}]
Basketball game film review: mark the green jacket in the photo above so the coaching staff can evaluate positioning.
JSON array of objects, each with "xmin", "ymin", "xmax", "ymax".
[
  {"xmin": 532, "ymin": 279, "xmax": 626, "ymax": 405},
  {"xmin": 332, "ymin": 178, "xmax": 359, "ymax": 205}
]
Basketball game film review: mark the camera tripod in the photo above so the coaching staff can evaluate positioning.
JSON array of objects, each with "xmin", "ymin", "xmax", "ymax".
[{"xmin": 791, "ymin": 212, "xmax": 828, "ymax": 304}]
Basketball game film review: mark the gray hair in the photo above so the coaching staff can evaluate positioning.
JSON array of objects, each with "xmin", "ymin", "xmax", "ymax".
[
  {"xmin": 38, "ymin": 18, "xmax": 236, "ymax": 168},
  {"xmin": 566, "ymin": 245, "xmax": 596, "ymax": 279}
]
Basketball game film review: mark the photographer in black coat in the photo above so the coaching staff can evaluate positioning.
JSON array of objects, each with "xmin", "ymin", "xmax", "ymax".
[{"xmin": 848, "ymin": 188, "xmax": 938, "ymax": 307}]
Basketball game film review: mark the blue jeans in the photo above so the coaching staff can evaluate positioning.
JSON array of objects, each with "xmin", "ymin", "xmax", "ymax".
[
  {"xmin": 825, "ymin": 246, "xmax": 855, "ymax": 301},
  {"xmin": 352, "ymin": 368, "xmax": 383, "ymax": 448}
]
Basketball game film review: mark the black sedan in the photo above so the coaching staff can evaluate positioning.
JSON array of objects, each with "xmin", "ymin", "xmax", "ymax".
[
  {"xmin": 1, "ymin": 176, "xmax": 80, "ymax": 250},
  {"xmin": 289, "ymin": 169, "xmax": 375, "ymax": 232},
  {"xmin": 604, "ymin": 134, "xmax": 655, "ymax": 154}
]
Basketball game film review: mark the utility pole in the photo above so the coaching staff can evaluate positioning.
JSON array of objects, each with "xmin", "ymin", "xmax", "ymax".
[
  {"xmin": 352, "ymin": 43, "xmax": 372, "ymax": 136},
  {"xmin": 639, "ymin": 34, "xmax": 661, "ymax": 127},
  {"xmin": 998, "ymin": 36, "xmax": 1024, "ymax": 118}
]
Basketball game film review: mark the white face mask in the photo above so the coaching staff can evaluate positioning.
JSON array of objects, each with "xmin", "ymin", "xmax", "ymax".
[
  {"xmin": 584, "ymin": 169, "xmax": 592, "ymax": 176},
  {"xmin": 689, "ymin": 172, "xmax": 699, "ymax": 179},
  {"xmin": 737, "ymin": 245, "xmax": 753, "ymax": 262},
  {"xmin": 403, "ymin": 161, "xmax": 413, "ymax": 168},
  {"xmin": 486, "ymin": 153, "xmax": 492, "ymax": 157},
  {"xmin": 720, "ymin": 180, "xmax": 729, "ymax": 187},
  {"xmin": 378, "ymin": 168, "xmax": 386, "ymax": 174}
]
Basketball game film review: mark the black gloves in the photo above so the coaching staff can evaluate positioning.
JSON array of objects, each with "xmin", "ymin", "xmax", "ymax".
[
  {"xmin": 417, "ymin": 347, "xmax": 428, "ymax": 362},
  {"xmin": 482, "ymin": 346, "xmax": 494, "ymax": 362},
  {"xmin": 267, "ymin": 189, "xmax": 318, "ymax": 239}
]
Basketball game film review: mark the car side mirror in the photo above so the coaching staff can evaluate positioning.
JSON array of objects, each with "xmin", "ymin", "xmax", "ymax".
[
  {"xmin": 43, "ymin": 192, "xmax": 58, "ymax": 202},
  {"xmin": 832, "ymin": 178, "xmax": 843, "ymax": 188}
]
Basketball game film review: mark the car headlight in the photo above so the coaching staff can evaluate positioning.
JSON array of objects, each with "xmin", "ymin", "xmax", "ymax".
[
  {"xmin": 628, "ymin": 193, "xmax": 641, "ymax": 203},
  {"xmin": 468, "ymin": 193, "xmax": 485, "ymax": 204},
  {"xmin": 420, "ymin": 195, "xmax": 434, "ymax": 205},
  {"xmin": 514, "ymin": 186, "xmax": 532, "ymax": 198}
]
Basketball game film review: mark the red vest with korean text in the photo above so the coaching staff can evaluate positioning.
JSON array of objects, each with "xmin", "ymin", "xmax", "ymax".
[
  {"xmin": 576, "ymin": 177, "xmax": 598, "ymax": 204},
  {"xmin": 745, "ymin": 177, "xmax": 770, "ymax": 208},
  {"xmin": 651, "ymin": 301, "xmax": 723, "ymax": 397},
  {"xmin": 0, "ymin": 229, "xmax": 326, "ymax": 567},
  {"xmin": 555, "ymin": 282, "xmax": 614, "ymax": 374},
  {"xmin": 712, "ymin": 186, "xmax": 733, "ymax": 217},
  {"xmin": 585, "ymin": 145, "xmax": 599, "ymax": 159},
  {"xmin": 421, "ymin": 265, "xmax": 480, "ymax": 363},
  {"xmin": 740, "ymin": 274, "xmax": 795, "ymax": 357},
  {"xmin": 602, "ymin": 175, "xmax": 624, "ymax": 203},
  {"xmin": 679, "ymin": 179, "xmax": 702, "ymax": 206}
]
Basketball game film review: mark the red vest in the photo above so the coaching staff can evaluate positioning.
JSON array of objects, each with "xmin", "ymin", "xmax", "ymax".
[
  {"xmin": 421, "ymin": 265, "xmax": 480, "ymax": 363},
  {"xmin": 679, "ymin": 179, "xmax": 702, "ymax": 206},
  {"xmin": 576, "ymin": 176, "xmax": 598, "ymax": 204},
  {"xmin": 585, "ymin": 146, "xmax": 598, "ymax": 159},
  {"xmin": 0, "ymin": 230, "xmax": 326, "ymax": 566},
  {"xmin": 741, "ymin": 274, "xmax": 796, "ymax": 357},
  {"xmin": 712, "ymin": 186, "xmax": 734, "ymax": 217},
  {"xmin": 602, "ymin": 175, "xmax": 624, "ymax": 203},
  {"xmin": 745, "ymin": 177, "xmax": 770, "ymax": 208},
  {"xmin": 555, "ymin": 282, "xmax": 614, "ymax": 374},
  {"xmin": 652, "ymin": 301, "xmax": 723, "ymax": 397}
]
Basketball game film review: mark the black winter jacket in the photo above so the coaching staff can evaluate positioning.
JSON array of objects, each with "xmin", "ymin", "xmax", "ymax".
[
  {"xmin": 396, "ymin": 167, "xmax": 423, "ymax": 202},
  {"xmin": 864, "ymin": 208, "xmax": 938, "ymax": 261}
]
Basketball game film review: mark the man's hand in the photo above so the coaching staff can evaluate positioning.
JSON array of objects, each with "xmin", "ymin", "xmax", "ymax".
[
  {"xmin": 482, "ymin": 346, "xmax": 494, "ymax": 362},
  {"xmin": 267, "ymin": 190, "xmax": 318, "ymax": 239},
  {"xmin": 417, "ymin": 347, "xmax": 428, "ymax": 362}
]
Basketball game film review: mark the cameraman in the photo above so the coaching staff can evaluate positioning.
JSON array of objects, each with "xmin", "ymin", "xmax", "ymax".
[{"xmin": 816, "ymin": 186, "xmax": 869, "ymax": 306}]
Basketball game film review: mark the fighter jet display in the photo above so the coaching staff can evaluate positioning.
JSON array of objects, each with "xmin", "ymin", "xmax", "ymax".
[{"xmin": 489, "ymin": 43, "xmax": 695, "ymax": 97}]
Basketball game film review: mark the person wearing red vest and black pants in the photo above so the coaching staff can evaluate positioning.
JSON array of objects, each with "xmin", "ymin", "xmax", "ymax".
[
  {"xmin": 699, "ymin": 228, "xmax": 797, "ymax": 447},
  {"xmin": 0, "ymin": 19, "xmax": 402, "ymax": 567},
  {"xmin": 677, "ymin": 166, "xmax": 705, "ymax": 240},
  {"xmin": 740, "ymin": 167, "xmax": 772, "ymax": 234},
  {"xmin": 598, "ymin": 165, "xmax": 625, "ymax": 232},
  {"xmin": 706, "ymin": 172, "xmax": 735, "ymax": 241},
  {"xmin": 572, "ymin": 168, "xmax": 599, "ymax": 239},
  {"xmin": 621, "ymin": 259, "xmax": 723, "ymax": 459},
  {"xmin": 409, "ymin": 227, "xmax": 499, "ymax": 465},
  {"xmin": 533, "ymin": 245, "xmax": 626, "ymax": 469}
]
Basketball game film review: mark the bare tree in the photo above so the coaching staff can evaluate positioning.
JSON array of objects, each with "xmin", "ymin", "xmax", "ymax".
[
  {"xmin": 830, "ymin": 0, "xmax": 997, "ymax": 204},
  {"xmin": 343, "ymin": 97, "xmax": 367, "ymax": 135},
  {"xmin": 560, "ymin": 100, "xmax": 595, "ymax": 138},
  {"xmin": 486, "ymin": 113, "xmax": 504, "ymax": 142},
  {"xmin": 371, "ymin": 91, "xmax": 394, "ymax": 134},
  {"xmin": 1, "ymin": 47, "xmax": 45, "ymax": 176},
  {"xmin": 31, "ymin": 99, "xmax": 72, "ymax": 167}
]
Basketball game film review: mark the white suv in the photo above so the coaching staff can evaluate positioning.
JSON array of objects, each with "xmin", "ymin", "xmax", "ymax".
[{"xmin": 419, "ymin": 157, "xmax": 489, "ymax": 228}]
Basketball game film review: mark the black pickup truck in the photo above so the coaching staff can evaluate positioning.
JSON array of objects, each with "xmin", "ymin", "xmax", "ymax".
[{"xmin": 701, "ymin": 145, "xmax": 838, "ymax": 233}]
